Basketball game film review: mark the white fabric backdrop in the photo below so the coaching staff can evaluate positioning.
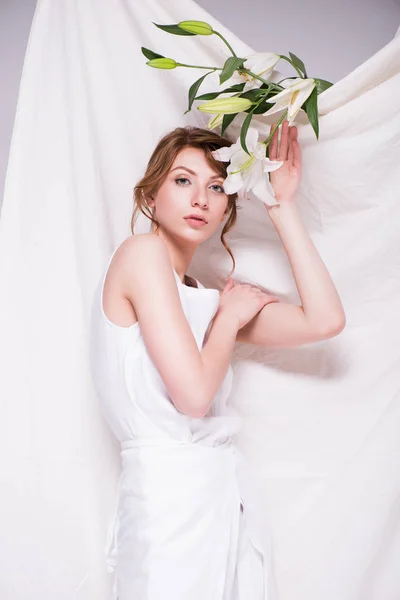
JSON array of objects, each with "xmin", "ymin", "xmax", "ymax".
[{"xmin": 0, "ymin": 1, "xmax": 399, "ymax": 599}]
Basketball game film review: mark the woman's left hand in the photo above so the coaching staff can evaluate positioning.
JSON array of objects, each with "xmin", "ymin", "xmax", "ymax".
[{"xmin": 268, "ymin": 120, "xmax": 302, "ymax": 205}]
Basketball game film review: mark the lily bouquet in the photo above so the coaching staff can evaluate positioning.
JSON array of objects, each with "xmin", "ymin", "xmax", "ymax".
[{"xmin": 142, "ymin": 20, "xmax": 333, "ymax": 205}]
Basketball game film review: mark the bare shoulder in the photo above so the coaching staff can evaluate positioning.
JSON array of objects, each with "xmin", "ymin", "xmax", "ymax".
[
  {"xmin": 110, "ymin": 234, "xmax": 168, "ymax": 278},
  {"xmin": 117, "ymin": 234, "xmax": 176, "ymax": 300},
  {"xmin": 117, "ymin": 232, "xmax": 166, "ymax": 262},
  {"xmin": 102, "ymin": 234, "xmax": 169, "ymax": 328}
]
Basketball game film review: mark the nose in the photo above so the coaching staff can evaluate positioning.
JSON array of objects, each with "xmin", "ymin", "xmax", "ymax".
[{"xmin": 191, "ymin": 187, "xmax": 209, "ymax": 209}]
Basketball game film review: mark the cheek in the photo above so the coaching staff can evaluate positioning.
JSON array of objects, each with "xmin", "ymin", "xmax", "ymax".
[
  {"xmin": 222, "ymin": 199, "xmax": 231, "ymax": 216},
  {"xmin": 152, "ymin": 183, "xmax": 175, "ymax": 209}
]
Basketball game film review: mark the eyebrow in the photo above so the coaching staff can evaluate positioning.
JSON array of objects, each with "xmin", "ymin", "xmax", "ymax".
[{"xmin": 170, "ymin": 166, "xmax": 223, "ymax": 181}]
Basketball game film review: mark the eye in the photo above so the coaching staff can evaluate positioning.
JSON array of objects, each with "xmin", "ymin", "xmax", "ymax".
[
  {"xmin": 210, "ymin": 183, "xmax": 225, "ymax": 193},
  {"xmin": 175, "ymin": 177, "xmax": 191, "ymax": 186}
]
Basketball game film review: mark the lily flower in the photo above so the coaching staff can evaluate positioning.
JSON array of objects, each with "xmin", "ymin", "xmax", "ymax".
[
  {"xmin": 263, "ymin": 77, "xmax": 316, "ymax": 125},
  {"xmin": 212, "ymin": 127, "xmax": 283, "ymax": 206},
  {"xmin": 223, "ymin": 52, "xmax": 281, "ymax": 91}
]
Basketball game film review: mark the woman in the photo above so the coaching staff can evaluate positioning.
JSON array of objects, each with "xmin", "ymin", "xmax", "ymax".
[{"xmin": 90, "ymin": 122, "xmax": 345, "ymax": 600}]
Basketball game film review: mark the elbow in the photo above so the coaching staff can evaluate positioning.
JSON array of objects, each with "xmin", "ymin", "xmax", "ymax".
[
  {"xmin": 187, "ymin": 394, "xmax": 211, "ymax": 418},
  {"xmin": 188, "ymin": 405, "xmax": 210, "ymax": 419},
  {"xmin": 174, "ymin": 391, "xmax": 211, "ymax": 419},
  {"xmin": 181, "ymin": 404, "xmax": 210, "ymax": 419},
  {"xmin": 318, "ymin": 314, "xmax": 346, "ymax": 339}
]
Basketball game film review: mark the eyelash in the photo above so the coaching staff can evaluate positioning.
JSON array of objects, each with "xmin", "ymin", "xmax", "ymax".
[{"xmin": 174, "ymin": 177, "xmax": 224, "ymax": 194}]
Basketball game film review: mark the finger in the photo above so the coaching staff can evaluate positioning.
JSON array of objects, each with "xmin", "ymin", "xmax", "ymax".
[
  {"xmin": 292, "ymin": 130, "xmax": 302, "ymax": 170},
  {"xmin": 222, "ymin": 278, "xmax": 235, "ymax": 293},
  {"xmin": 263, "ymin": 295, "xmax": 280, "ymax": 305},
  {"xmin": 278, "ymin": 120, "xmax": 290, "ymax": 161},
  {"xmin": 268, "ymin": 123, "xmax": 278, "ymax": 160},
  {"xmin": 287, "ymin": 126, "xmax": 295, "ymax": 164}
]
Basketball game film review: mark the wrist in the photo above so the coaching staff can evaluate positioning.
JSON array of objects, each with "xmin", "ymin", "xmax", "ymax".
[
  {"xmin": 267, "ymin": 200, "xmax": 299, "ymax": 224},
  {"xmin": 213, "ymin": 310, "xmax": 240, "ymax": 334}
]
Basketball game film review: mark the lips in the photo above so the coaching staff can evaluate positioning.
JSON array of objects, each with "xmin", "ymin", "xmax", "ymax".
[
  {"xmin": 184, "ymin": 214, "xmax": 207, "ymax": 224},
  {"xmin": 184, "ymin": 215, "xmax": 207, "ymax": 228}
]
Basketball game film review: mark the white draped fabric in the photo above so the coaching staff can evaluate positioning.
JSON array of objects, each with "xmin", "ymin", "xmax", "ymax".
[{"xmin": 0, "ymin": 1, "xmax": 399, "ymax": 599}]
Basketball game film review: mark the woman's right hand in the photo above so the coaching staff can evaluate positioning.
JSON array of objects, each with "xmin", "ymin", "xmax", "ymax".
[{"xmin": 217, "ymin": 278, "xmax": 280, "ymax": 330}]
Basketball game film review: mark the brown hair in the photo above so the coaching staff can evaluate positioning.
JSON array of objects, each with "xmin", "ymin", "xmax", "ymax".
[{"xmin": 131, "ymin": 126, "xmax": 239, "ymax": 278}]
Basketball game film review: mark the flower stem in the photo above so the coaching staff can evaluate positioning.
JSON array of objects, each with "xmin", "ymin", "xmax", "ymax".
[
  {"xmin": 176, "ymin": 62, "xmax": 221, "ymax": 70},
  {"xmin": 239, "ymin": 68, "xmax": 283, "ymax": 91},
  {"xmin": 213, "ymin": 31, "xmax": 237, "ymax": 57},
  {"xmin": 278, "ymin": 55, "xmax": 304, "ymax": 78},
  {"xmin": 262, "ymin": 110, "xmax": 288, "ymax": 148}
]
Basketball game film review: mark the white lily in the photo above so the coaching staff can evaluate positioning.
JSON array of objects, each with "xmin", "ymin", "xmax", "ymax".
[
  {"xmin": 223, "ymin": 52, "xmax": 281, "ymax": 92},
  {"xmin": 263, "ymin": 77, "xmax": 316, "ymax": 125},
  {"xmin": 212, "ymin": 127, "xmax": 283, "ymax": 206}
]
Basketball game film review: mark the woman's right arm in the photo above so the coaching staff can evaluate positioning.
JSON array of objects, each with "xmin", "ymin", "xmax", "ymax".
[{"xmin": 119, "ymin": 234, "xmax": 240, "ymax": 418}]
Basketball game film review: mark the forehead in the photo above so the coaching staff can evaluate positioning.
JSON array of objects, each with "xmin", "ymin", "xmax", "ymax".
[{"xmin": 170, "ymin": 147, "xmax": 222, "ymax": 177}]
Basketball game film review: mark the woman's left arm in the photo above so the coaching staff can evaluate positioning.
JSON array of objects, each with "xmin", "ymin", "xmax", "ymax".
[{"xmin": 237, "ymin": 121, "xmax": 346, "ymax": 348}]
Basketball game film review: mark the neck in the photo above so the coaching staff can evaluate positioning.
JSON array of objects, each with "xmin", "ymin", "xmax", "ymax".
[{"xmin": 152, "ymin": 229, "xmax": 197, "ymax": 282}]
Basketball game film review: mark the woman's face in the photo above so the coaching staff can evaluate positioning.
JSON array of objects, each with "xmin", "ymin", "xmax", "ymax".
[{"xmin": 148, "ymin": 147, "xmax": 230, "ymax": 244}]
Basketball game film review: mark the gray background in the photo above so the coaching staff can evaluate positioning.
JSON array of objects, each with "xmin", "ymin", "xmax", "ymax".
[{"xmin": 1, "ymin": 0, "xmax": 400, "ymax": 207}]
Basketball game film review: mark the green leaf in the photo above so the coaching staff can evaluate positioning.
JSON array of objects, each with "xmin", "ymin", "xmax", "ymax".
[
  {"xmin": 314, "ymin": 78, "xmax": 334, "ymax": 94},
  {"xmin": 251, "ymin": 99, "xmax": 275, "ymax": 114},
  {"xmin": 289, "ymin": 52, "xmax": 307, "ymax": 77},
  {"xmin": 222, "ymin": 83, "xmax": 246, "ymax": 93},
  {"xmin": 195, "ymin": 91, "xmax": 221, "ymax": 101},
  {"xmin": 239, "ymin": 89, "xmax": 266, "ymax": 103},
  {"xmin": 153, "ymin": 22, "xmax": 196, "ymax": 36},
  {"xmin": 219, "ymin": 56, "xmax": 245, "ymax": 85},
  {"xmin": 188, "ymin": 72, "xmax": 213, "ymax": 111},
  {"xmin": 221, "ymin": 83, "xmax": 246, "ymax": 94},
  {"xmin": 141, "ymin": 47, "xmax": 164, "ymax": 61},
  {"xmin": 304, "ymin": 86, "xmax": 319, "ymax": 139},
  {"xmin": 194, "ymin": 82, "xmax": 246, "ymax": 102},
  {"xmin": 240, "ymin": 110, "xmax": 255, "ymax": 155},
  {"xmin": 240, "ymin": 88, "xmax": 277, "ymax": 115},
  {"xmin": 221, "ymin": 113, "xmax": 237, "ymax": 136}
]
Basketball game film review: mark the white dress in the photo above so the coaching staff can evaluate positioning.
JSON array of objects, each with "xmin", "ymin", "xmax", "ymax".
[{"xmin": 90, "ymin": 246, "xmax": 277, "ymax": 600}]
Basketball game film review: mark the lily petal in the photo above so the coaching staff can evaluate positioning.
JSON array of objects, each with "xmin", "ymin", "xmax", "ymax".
[
  {"xmin": 287, "ymin": 84, "xmax": 316, "ymax": 119},
  {"xmin": 264, "ymin": 78, "xmax": 315, "ymax": 107},
  {"xmin": 262, "ymin": 98, "xmax": 289, "ymax": 117},
  {"xmin": 252, "ymin": 175, "xmax": 279, "ymax": 206},
  {"xmin": 212, "ymin": 146, "xmax": 234, "ymax": 162},
  {"xmin": 223, "ymin": 172, "xmax": 244, "ymax": 194},
  {"xmin": 243, "ymin": 160, "xmax": 263, "ymax": 192},
  {"xmin": 254, "ymin": 142, "xmax": 267, "ymax": 160},
  {"xmin": 263, "ymin": 158, "xmax": 284, "ymax": 172},
  {"xmin": 244, "ymin": 53, "xmax": 280, "ymax": 77},
  {"xmin": 243, "ymin": 79, "xmax": 263, "ymax": 91},
  {"xmin": 229, "ymin": 148, "xmax": 253, "ymax": 171},
  {"xmin": 245, "ymin": 127, "xmax": 259, "ymax": 153}
]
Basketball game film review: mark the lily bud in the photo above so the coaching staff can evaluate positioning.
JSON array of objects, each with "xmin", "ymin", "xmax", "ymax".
[
  {"xmin": 198, "ymin": 97, "xmax": 253, "ymax": 115},
  {"xmin": 207, "ymin": 114, "xmax": 224, "ymax": 130},
  {"xmin": 147, "ymin": 58, "xmax": 177, "ymax": 69},
  {"xmin": 178, "ymin": 20, "xmax": 214, "ymax": 35}
]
